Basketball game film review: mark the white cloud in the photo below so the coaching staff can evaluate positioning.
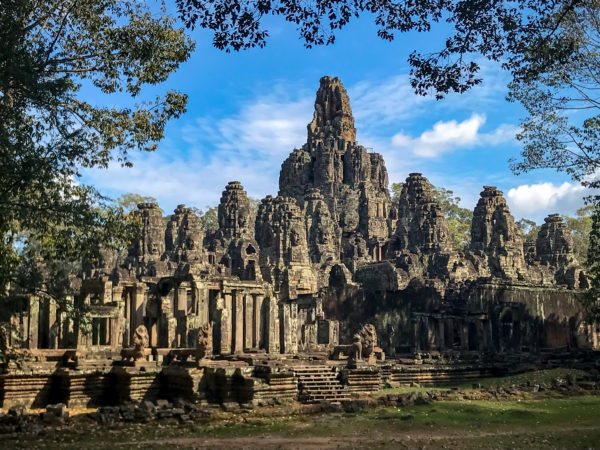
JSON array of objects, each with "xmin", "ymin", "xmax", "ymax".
[
  {"xmin": 82, "ymin": 95, "xmax": 314, "ymax": 212},
  {"xmin": 507, "ymin": 181, "xmax": 587, "ymax": 221},
  {"xmin": 391, "ymin": 114, "xmax": 517, "ymax": 157},
  {"xmin": 350, "ymin": 75, "xmax": 431, "ymax": 128}
]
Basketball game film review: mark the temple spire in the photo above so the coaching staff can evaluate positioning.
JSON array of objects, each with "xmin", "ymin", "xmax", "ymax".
[{"xmin": 307, "ymin": 76, "xmax": 356, "ymax": 144}]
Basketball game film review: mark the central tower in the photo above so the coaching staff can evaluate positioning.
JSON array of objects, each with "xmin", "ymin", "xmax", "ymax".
[{"xmin": 278, "ymin": 76, "xmax": 391, "ymax": 268}]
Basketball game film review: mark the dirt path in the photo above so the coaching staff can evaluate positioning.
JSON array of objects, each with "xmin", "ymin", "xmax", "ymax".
[{"xmin": 122, "ymin": 424, "xmax": 600, "ymax": 449}]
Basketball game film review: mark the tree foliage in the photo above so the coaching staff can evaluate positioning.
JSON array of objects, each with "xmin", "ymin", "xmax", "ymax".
[
  {"xmin": 501, "ymin": 1, "xmax": 600, "ymax": 322},
  {"xmin": 115, "ymin": 193, "xmax": 161, "ymax": 214},
  {"xmin": 177, "ymin": 0, "xmax": 584, "ymax": 98},
  {"xmin": 509, "ymin": 1, "xmax": 600, "ymax": 193},
  {"xmin": 0, "ymin": 0, "xmax": 193, "ymax": 312},
  {"xmin": 432, "ymin": 187, "xmax": 473, "ymax": 252},
  {"xmin": 390, "ymin": 182, "xmax": 404, "ymax": 203},
  {"xmin": 193, "ymin": 206, "xmax": 219, "ymax": 235},
  {"xmin": 517, "ymin": 218, "xmax": 540, "ymax": 245},
  {"xmin": 563, "ymin": 205, "xmax": 595, "ymax": 264},
  {"xmin": 582, "ymin": 207, "xmax": 600, "ymax": 323}
]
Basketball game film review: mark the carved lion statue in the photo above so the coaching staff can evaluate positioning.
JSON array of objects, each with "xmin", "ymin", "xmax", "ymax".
[
  {"xmin": 331, "ymin": 324, "xmax": 377, "ymax": 362},
  {"xmin": 195, "ymin": 322, "xmax": 212, "ymax": 362},
  {"xmin": 121, "ymin": 325, "xmax": 149, "ymax": 361}
]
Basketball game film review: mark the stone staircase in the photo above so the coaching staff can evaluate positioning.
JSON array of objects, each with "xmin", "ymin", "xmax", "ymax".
[{"xmin": 291, "ymin": 366, "xmax": 350, "ymax": 404}]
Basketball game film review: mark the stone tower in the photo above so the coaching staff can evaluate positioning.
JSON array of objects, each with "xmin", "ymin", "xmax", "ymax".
[
  {"xmin": 278, "ymin": 76, "xmax": 391, "ymax": 265},
  {"xmin": 128, "ymin": 202, "xmax": 168, "ymax": 277},
  {"xmin": 307, "ymin": 76, "xmax": 356, "ymax": 145},
  {"xmin": 389, "ymin": 173, "xmax": 451, "ymax": 255},
  {"xmin": 535, "ymin": 214, "xmax": 584, "ymax": 288},
  {"xmin": 165, "ymin": 204, "xmax": 204, "ymax": 267},
  {"xmin": 216, "ymin": 181, "xmax": 254, "ymax": 242},
  {"xmin": 470, "ymin": 186, "xmax": 526, "ymax": 279}
]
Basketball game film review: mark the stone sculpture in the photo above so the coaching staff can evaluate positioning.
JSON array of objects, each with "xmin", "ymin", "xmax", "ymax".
[
  {"xmin": 120, "ymin": 325, "xmax": 149, "ymax": 362},
  {"xmin": 195, "ymin": 323, "xmax": 212, "ymax": 362},
  {"xmin": 331, "ymin": 324, "xmax": 378, "ymax": 362}
]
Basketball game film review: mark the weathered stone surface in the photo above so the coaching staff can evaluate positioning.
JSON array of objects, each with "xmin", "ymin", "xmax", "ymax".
[
  {"xmin": 303, "ymin": 189, "xmax": 339, "ymax": 264},
  {"xmin": 208, "ymin": 181, "xmax": 262, "ymax": 281},
  {"xmin": 307, "ymin": 75, "xmax": 356, "ymax": 145},
  {"xmin": 470, "ymin": 186, "xmax": 526, "ymax": 279},
  {"xmin": 535, "ymin": 214, "xmax": 586, "ymax": 288},
  {"xmin": 279, "ymin": 76, "xmax": 390, "ymax": 264},
  {"xmin": 389, "ymin": 173, "xmax": 451, "ymax": 255},
  {"xmin": 128, "ymin": 203, "xmax": 168, "ymax": 277},
  {"xmin": 536, "ymin": 214, "xmax": 577, "ymax": 267},
  {"xmin": 165, "ymin": 204, "xmax": 204, "ymax": 269},
  {"xmin": 216, "ymin": 181, "xmax": 254, "ymax": 242},
  {"xmin": 255, "ymin": 196, "xmax": 316, "ymax": 298}
]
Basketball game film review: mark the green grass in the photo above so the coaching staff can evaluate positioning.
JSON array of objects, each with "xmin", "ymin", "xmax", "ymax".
[{"xmin": 4, "ymin": 395, "xmax": 600, "ymax": 449}]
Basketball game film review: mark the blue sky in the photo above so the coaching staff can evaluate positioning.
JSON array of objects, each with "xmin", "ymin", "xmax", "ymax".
[{"xmin": 81, "ymin": 12, "xmax": 588, "ymax": 223}]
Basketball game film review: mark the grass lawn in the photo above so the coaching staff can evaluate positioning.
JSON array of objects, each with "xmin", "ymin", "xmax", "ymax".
[{"xmin": 4, "ymin": 395, "xmax": 600, "ymax": 449}]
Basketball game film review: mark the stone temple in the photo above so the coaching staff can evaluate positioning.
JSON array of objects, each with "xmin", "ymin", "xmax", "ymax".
[{"xmin": 2, "ymin": 76, "xmax": 599, "ymax": 409}]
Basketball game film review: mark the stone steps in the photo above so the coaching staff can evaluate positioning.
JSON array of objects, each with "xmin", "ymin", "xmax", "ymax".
[
  {"xmin": 242, "ymin": 372, "xmax": 298, "ymax": 405},
  {"xmin": 345, "ymin": 372, "xmax": 381, "ymax": 395},
  {"xmin": 291, "ymin": 366, "xmax": 350, "ymax": 404}
]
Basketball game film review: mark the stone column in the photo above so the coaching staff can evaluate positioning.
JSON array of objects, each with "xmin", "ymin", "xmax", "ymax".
[
  {"xmin": 149, "ymin": 320, "xmax": 158, "ymax": 347},
  {"xmin": 77, "ymin": 295, "xmax": 91, "ymax": 350},
  {"xmin": 244, "ymin": 294, "xmax": 253, "ymax": 350},
  {"xmin": 221, "ymin": 292, "xmax": 233, "ymax": 352},
  {"xmin": 176, "ymin": 285, "xmax": 188, "ymax": 316},
  {"xmin": 112, "ymin": 285, "xmax": 125, "ymax": 349},
  {"xmin": 437, "ymin": 320, "xmax": 446, "ymax": 350},
  {"xmin": 48, "ymin": 299, "xmax": 58, "ymax": 349},
  {"xmin": 279, "ymin": 302, "xmax": 298, "ymax": 354},
  {"xmin": 234, "ymin": 292, "xmax": 244, "ymax": 353},
  {"xmin": 110, "ymin": 316, "xmax": 121, "ymax": 350},
  {"xmin": 461, "ymin": 321, "xmax": 469, "ymax": 351},
  {"xmin": 253, "ymin": 295, "xmax": 262, "ymax": 348},
  {"xmin": 330, "ymin": 320, "xmax": 339, "ymax": 346},
  {"xmin": 446, "ymin": 318, "xmax": 454, "ymax": 348},
  {"xmin": 122, "ymin": 288, "xmax": 131, "ymax": 347},
  {"xmin": 218, "ymin": 307, "xmax": 230, "ymax": 355},
  {"xmin": 101, "ymin": 280, "xmax": 113, "ymax": 304},
  {"xmin": 197, "ymin": 286, "xmax": 209, "ymax": 324},
  {"xmin": 27, "ymin": 296, "xmax": 39, "ymax": 349},
  {"xmin": 413, "ymin": 320, "xmax": 420, "ymax": 352},
  {"xmin": 168, "ymin": 317, "xmax": 178, "ymax": 348},
  {"xmin": 427, "ymin": 318, "xmax": 436, "ymax": 350},
  {"xmin": 133, "ymin": 284, "xmax": 147, "ymax": 332},
  {"xmin": 60, "ymin": 296, "xmax": 76, "ymax": 348},
  {"xmin": 262, "ymin": 297, "xmax": 279, "ymax": 353}
]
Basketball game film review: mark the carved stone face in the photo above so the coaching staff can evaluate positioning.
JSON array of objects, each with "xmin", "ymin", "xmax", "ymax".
[
  {"xmin": 290, "ymin": 229, "xmax": 301, "ymax": 246},
  {"xmin": 187, "ymin": 236, "xmax": 196, "ymax": 250},
  {"xmin": 147, "ymin": 237, "xmax": 160, "ymax": 255}
]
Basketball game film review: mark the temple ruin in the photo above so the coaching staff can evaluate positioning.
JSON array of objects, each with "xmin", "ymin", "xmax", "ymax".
[{"xmin": 1, "ymin": 76, "xmax": 598, "ymax": 410}]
